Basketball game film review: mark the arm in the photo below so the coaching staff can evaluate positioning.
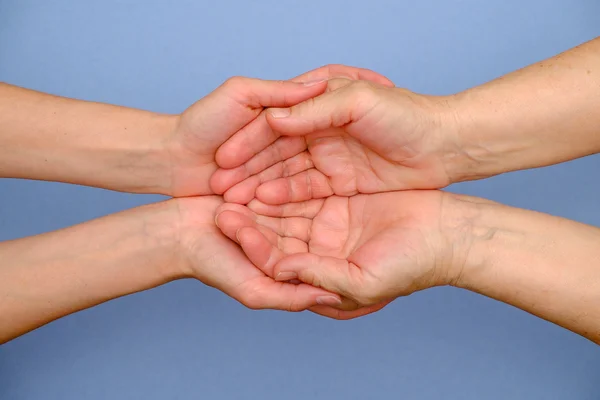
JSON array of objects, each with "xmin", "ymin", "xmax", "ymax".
[
  {"xmin": 0, "ymin": 65, "xmax": 393, "ymax": 196},
  {"xmin": 0, "ymin": 197, "xmax": 339, "ymax": 344},
  {"xmin": 212, "ymin": 37, "xmax": 600, "ymax": 202},
  {"xmin": 450, "ymin": 36, "xmax": 600, "ymax": 182},
  {"xmin": 0, "ymin": 200, "xmax": 181, "ymax": 343},
  {"xmin": 0, "ymin": 83, "xmax": 177, "ymax": 193},
  {"xmin": 452, "ymin": 195, "xmax": 600, "ymax": 344},
  {"xmin": 217, "ymin": 191, "xmax": 600, "ymax": 344}
]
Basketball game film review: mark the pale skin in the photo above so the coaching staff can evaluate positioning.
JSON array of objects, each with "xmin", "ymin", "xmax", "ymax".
[
  {"xmin": 213, "ymin": 37, "xmax": 600, "ymax": 204},
  {"xmin": 214, "ymin": 37, "xmax": 600, "ymax": 344},
  {"xmin": 0, "ymin": 65, "xmax": 396, "ymax": 343}
]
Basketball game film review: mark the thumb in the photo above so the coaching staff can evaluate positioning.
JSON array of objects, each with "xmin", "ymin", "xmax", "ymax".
[
  {"xmin": 216, "ymin": 76, "xmax": 330, "ymax": 110},
  {"xmin": 265, "ymin": 81, "xmax": 379, "ymax": 137},
  {"xmin": 184, "ymin": 77, "xmax": 329, "ymax": 143},
  {"xmin": 274, "ymin": 253, "xmax": 370, "ymax": 305}
]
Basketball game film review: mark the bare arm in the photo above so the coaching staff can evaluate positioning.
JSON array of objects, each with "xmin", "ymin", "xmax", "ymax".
[
  {"xmin": 450, "ymin": 36, "xmax": 600, "ymax": 182},
  {"xmin": 0, "ymin": 196, "xmax": 340, "ymax": 344},
  {"xmin": 453, "ymin": 195, "xmax": 600, "ymax": 344},
  {"xmin": 0, "ymin": 200, "xmax": 182, "ymax": 343},
  {"xmin": 0, "ymin": 83, "xmax": 176, "ymax": 193}
]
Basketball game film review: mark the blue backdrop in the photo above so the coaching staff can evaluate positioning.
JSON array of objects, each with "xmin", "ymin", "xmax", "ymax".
[{"xmin": 1, "ymin": 1, "xmax": 599, "ymax": 399}]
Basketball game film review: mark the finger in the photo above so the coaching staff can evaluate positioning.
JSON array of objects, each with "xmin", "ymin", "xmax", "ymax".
[
  {"xmin": 247, "ymin": 198, "xmax": 324, "ymax": 218},
  {"xmin": 256, "ymin": 169, "xmax": 334, "ymax": 205},
  {"xmin": 256, "ymin": 215, "xmax": 312, "ymax": 243},
  {"xmin": 221, "ymin": 151, "xmax": 315, "ymax": 204},
  {"xmin": 235, "ymin": 279, "xmax": 344, "ymax": 311},
  {"xmin": 220, "ymin": 76, "xmax": 328, "ymax": 110},
  {"xmin": 214, "ymin": 78, "xmax": 327, "ymax": 169},
  {"xmin": 291, "ymin": 64, "xmax": 395, "ymax": 88},
  {"xmin": 216, "ymin": 209, "xmax": 276, "ymax": 244},
  {"xmin": 222, "ymin": 175, "xmax": 263, "ymax": 204},
  {"xmin": 215, "ymin": 210, "xmax": 307, "ymax": 255},
  {"xmin": 234, "ymin": 227, "xmax": 361, "ymax": 312},
  {"xmin": 266, "ymin": 82, "xmax": 378, "ymax": 137},
  {"xmin": 308, "ymin": 300, "xmax": 392, "ymax": 320},
  {"xmin": 211, "ymin": 136, "xmax": 307, "ymax": 195},
  {"xmin": 273, "ymin": 253, "xmax": 364, "ymax": 303},
  {"xmin": 236, "ymin": 226, "xmax": 288, "ymax": 278},
  {"xmin": 215, "ymin": 112, "xmax": 279, "ymax": 169},
  {"xmin": 217, "ymin": 204, "xmax": 312, "ymax": 243}
]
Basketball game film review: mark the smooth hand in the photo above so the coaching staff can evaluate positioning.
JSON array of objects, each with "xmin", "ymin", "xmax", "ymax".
[
  {"xmin": 168, "ymin": 66, "xmax": 395, "ymax": 197},
  {"xmin": 212, "ymin": 79, "xmax": 462, "ymax": 204},
  {"xmin": 174, "ymin": 196, "xmax": 345, "ymax": 311},
  {"xmin": 214, "ymin": 190, "xmax": 469, "ymax": 319}
]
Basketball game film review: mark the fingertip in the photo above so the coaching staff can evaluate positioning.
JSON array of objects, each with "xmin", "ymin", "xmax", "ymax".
[
  {"xmin": 215, "ymin": 145, "xmax": 240, "ymax": 170},
  {"xmin": 267, "ymin": 107, "xmax": 291, "ymax": 119},
  {"xmin": 255, "ymin": 179, "xmax": 289, "ymax": 205},
  {"xmin": 223, "ymin": 188, "xmax": 250, "ymax": 205},
  {"xmin": 223, "ymin": 177, "xmax": 259, "ymax": 205},
  {"xmin": 236, "ymin": 226, "xmax": 278, "ymax": 273},
  {"xmin": 236, "ymin": 226, "xmax": 262, "ymax": 246},
  {"xmin": 209, "ymin": 169, "xmax": 228, "ymax": 195},
  {"xmin": 215, "ymin": 209, "xmax": 255, "ymax": 242}
]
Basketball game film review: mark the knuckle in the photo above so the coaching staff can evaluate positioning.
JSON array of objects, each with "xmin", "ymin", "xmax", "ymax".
[
  {"xmin": 326, "ymin": 77, "xmax": 353, "ymax": 92},
  {"xmin": 223, "ymin": 76, "xmax": 246, "ymax": 90},
  {"xmin": 352, "ymin": 283, "xmax": 380, "ymax": 306},
  {"xmin": 240, "ymin": 291, "xmax": 264, "ymax": 310},
  {"xmin": 349, "ymin": 79, "xmax": 378, "ymax": 95},
  {"xmin": 298, "ymin": 269, "xmax": 321, "ymax": 289},
  {"xmin": 285, "ymin": 298, "xmax": 304, "ymax": 313}
]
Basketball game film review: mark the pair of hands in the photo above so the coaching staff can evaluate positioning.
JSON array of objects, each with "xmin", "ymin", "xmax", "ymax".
[{"xmin": 166, "ymin": 64, "xmax": 468, "ymax": 319}]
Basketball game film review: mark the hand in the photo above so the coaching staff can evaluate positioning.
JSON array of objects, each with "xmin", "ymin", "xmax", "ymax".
[
  {"xmin": 214, "ymin": 190, "xmax": 470, "ymax": 318},
  {"xmin": 212, "ymin": 79, "xmax": 461, "ymax": 205},
  {"xmin": 167, "ymin": 66, "xmax": 395, "ymax": 197},
  {"xmin": 172, "ymin": 196, "xmax": 346, "ymax": 311}
]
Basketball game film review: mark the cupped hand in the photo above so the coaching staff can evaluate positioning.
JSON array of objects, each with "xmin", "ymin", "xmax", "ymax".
[
  {"xmin": 172, "ymin": 196, "xmax": 346, "ymax": 311},
  {"xmin": 214, "ymin": 190, "xmax": 470, "ymax": 318},
  {"xmin": 167, "ymin": 65, "xmax": 395, "ymax": 197},
  {"xmin": 212, "ymin": 79, "xmax": 462, "ymax": 205}
]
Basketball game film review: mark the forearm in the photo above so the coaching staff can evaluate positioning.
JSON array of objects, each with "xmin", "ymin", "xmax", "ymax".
[
  {"xmin": 0, "ymin": 200, "xmax": 183, "ymax": 343},
  {"xmin": 0, "ymin": 83, "xmax": 177, "ymax": 193},
  {"xmin": 448, "ymin": 36, "xmax": 600, "ymax": 182},
  {"xmin": 453, "ymin": 195, "xmax": 600, "ymax": 344}
]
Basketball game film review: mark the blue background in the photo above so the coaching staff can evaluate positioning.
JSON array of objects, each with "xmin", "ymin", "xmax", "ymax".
[{"xmin": 1, "ymin": 1, "xmax": 599, "ymax": 399}]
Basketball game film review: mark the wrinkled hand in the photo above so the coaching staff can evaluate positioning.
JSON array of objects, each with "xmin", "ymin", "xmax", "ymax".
[
  {"xmin": 214, "ymin": 191, "xmax": 470, "ymax": 319},
  {"xmin": 212, "ymin": 79, "xmax": 461, "ymax": 205},
  {"xmin": 167, "ymin": 66, "xmax": 395, "ymax": 197},
  {"xmin": 173, "ymin": 196, "xmax": 345, "ymax": 311}
]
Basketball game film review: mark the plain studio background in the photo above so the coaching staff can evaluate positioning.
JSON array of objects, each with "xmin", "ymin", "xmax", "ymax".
[{"xmin": 1, "ymin": 1, "xmax": 599, "ymax": 399}]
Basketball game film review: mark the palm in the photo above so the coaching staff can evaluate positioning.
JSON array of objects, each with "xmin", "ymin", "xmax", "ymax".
[
  {"xmin": 212, "ymin": 83, "xmax": 453, "ymax": 205},
  {"xmin": 166, "ymin": 79, "xmax": 293, "ymax": 197},
  {"xmin": 174, "ymin": 196, "xmax": 340, "ymax": 311},
  {"xmin": 168, "ymin": 66, "xmax": 396, "ymax": 198},
  {"xmin": 216, "ymin": 190, "xmax": 452, "ymax": 310}
]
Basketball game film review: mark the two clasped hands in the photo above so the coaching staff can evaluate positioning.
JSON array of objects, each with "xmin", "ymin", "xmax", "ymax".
[{"xmin": 2, "ymin": 37, "xmax": 600, "ymax": 344}]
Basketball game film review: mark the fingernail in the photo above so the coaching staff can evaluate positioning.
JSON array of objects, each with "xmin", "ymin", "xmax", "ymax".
[
  {"xmin": 214, "ymin": 213, "xmax": 220, "ymax": 228},
  {"xmin": 316, "ymin": 296, "xmax": 342, "ymax": 306},
  {"xmin": 302, "ymin": 78, "xmax": 327, "ymax": 86},
  {"xmin": 235, "ymin": 228, "xmax": 242, "ymax": 243},
  {"xmin": 275, "ymin": 271, "xmax": 297, "ymax": 281},
  {"xmin": 269, "ymin": 108, "xmax": 291, "ymax": 118}
]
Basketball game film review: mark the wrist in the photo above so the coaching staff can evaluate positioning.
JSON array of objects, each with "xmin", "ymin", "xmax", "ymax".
[
  {"xmin": 125, "ymin": 113, "xmax": 179, "ymax": 195},
  {"xmin": 438, "ymin": 192, "xmax": 503, "ymax": 288},
  {"xmin": 415, "ymin": 92, "xmax": 479, "ymax": 186},
  {"xmin": 443, "ymin": 91, "xmax": 502, "ymax": 184},
  {"xmin": 135, "ymin": 198, "xmax": 190, "ymax": 281}
]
